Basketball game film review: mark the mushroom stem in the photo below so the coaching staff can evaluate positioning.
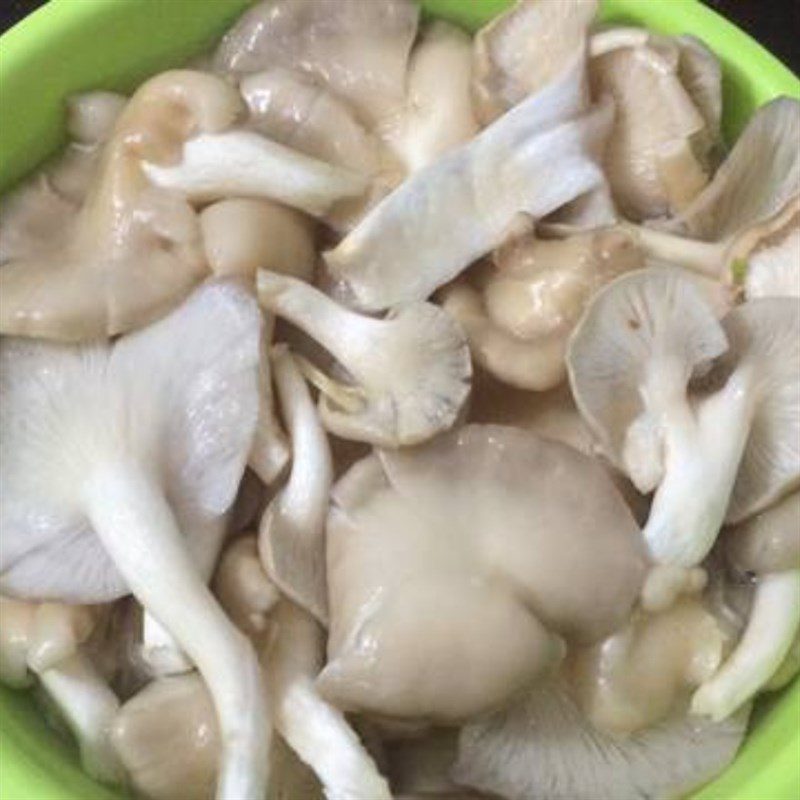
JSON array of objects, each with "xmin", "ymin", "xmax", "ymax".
[
  {"xmin": 267, "ymin": 602, "xmax": 391, "ymax": 800},
  {"xmin": 84, "ymin": 460, "xmax": 270, "ymax": 800},
  {"xmin": 257, "ymin": 271, "xmax": 379, "ymax": 370},
  {"xmin": 623, "ymin": 222, "xmax": 724, "ymax": 278},
  {"xmin": 141, "ymin": 516, "xmax": 229, "ymax": 676},
  {"xmin": 36, "ymin": 652, "xmax": 125, "ymax": 784},
  {"xmin": 642, "ymin": 369, "xmax": 754, "ymax": 567},
  {"xmin": 691, "ymin": 569, "xmax": 800, "ymax": 721},
  {"xmin": 258, "ymin": 346, "xmax": 332, "ymax": 624},
  {"xmin": 142, "ymin": 131, "xmax": 368, "ymax": 217}
]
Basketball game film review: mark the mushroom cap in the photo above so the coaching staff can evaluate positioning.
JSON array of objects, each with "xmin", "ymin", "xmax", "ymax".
[
  {"xmin": 719, "ymin": 298, "xmax": 800, "ymax": 523},
  {"xmin": 319, "ymin": 425, "xmax": 645, "ymax": 722},
  {"xmin": 589, "ymin": 32, "xmax": 711, "ymax": 220},
  {"xmin": 567, "ymin": 268, "xmax": 728, "ymax": 477},
  {"xmin": 241, "ymin": 67, "xmax": 384, "ymax": 178},
  {"xmin": 676, "ymin": 35, "xmax": 723, "ymax": 144},
  {"xmin": 665, "ymin": 96, "xmax": 800, "ymax": 242},
  {"xmin": 200, "ymin": 198, "xmax": 316, "ymax": 282},
  {"xmin": 325, "ymin": 57, "xmax": 612, "ymax": 312},
  {"xmin": 453, "ymin": 683, "xmax": 749, "ymax": 800},
  {"xmin": 726, "ymin": 492, "xmax": 800, "ymax": 574},
  {"xmin": 214, "ymin": 0, "xmax": 419, "ymax": 131},
  {"xmin": 0, "ymin": 70, "xmax": 243, "ymax": 342},
  {"xmin": 0, "ymin": 281, "xmax": 261, "ymax": 602},
  {"xmin": 472, "ymin": 0, "xmax": 598, "ymax": 124}
]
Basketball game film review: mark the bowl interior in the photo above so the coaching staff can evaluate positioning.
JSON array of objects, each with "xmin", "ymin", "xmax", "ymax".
[{"xmin": 0, "ymin": 1, "xmax": 798, "ymax": 799}]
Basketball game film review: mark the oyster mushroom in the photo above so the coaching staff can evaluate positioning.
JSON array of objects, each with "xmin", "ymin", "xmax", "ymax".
[
  {"xmin": 318, "ymin": 425, "xmax": 646, "ymax": 722},
  {"xmin": 0, "ymin": 598, "xmax": 123, "ymax": 784},
  {"xmin": 453, "ymin": 681, "xmax": 749, "ymax": 800},
  {"xmin": 256, "ymin": 271, "xmax": 471, "ymax": 447},
  {"xmin": 569, "ymin": 597, "xmax": 729, "ymax": 735},
  {"xmin": 0, "ymin": 282, "xmax": 269, "ymax": 800},
  {"xmin": 628, "ymin": 97, "xmax": 800, "ymax": 280},
  {"xmin": 441, "ymin": 227, "xmax": 643, "ymax": 391},
  {"xmin": 383, "ymin": 20, "xmax": 478, "ymax": 173},
  {"xmin": 214, "ymin": 0, "xmax": 419, "ymax": 136},
  {"xmin": 200, "ymin": 198, "xmax": 316, "ymax": 282},
  {"xmin": 692, "ymin": 493, "xmax": 800, "ymax": 720},
  {"xmin": 258, "ymin": 346, "xmax": 332, "ymax": 625},
  {"xmin": 588, "ymin": 28, "xmax": 718, "ymax": 219},
  {"xmin": 0, "ymin": 70, "xmax": 245, "ymax": 341},
  {"xmin": 472, "ymin": 0, "xmax": 598, "ymax": 124},
  {"xmin": 744, "ymin": 223, "xmax": 800, "ymax": 299},
  {"xmin": 568, "ymin": 268, "xmax": 800, "ymax": 566},
  {"xmin": 325, "ymin": 58, "xmax": 613, "ymax": 312},
  {"xmin": 264, "ymin": 600, "xmax": 392, "ymax": 800},
  {"xmin": 111, "ymin": 672, "xmax": 321, "ymax": 800}
]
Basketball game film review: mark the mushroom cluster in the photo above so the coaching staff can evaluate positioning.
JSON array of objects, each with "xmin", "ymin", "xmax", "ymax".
[{"xmin": 1, "ymin": 1, "xmax": 798, "ymax": 799}]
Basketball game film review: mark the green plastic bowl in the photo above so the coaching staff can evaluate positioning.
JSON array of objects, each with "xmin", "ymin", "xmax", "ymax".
[{"xmin": 0, "ymin": 1, "xmax": 798, "ymax": 798}]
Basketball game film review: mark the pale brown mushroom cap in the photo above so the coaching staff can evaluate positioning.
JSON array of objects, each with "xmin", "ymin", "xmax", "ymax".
[{"xmin": 319, "ymin": 426, "xmax": 645, "ymax": 722}]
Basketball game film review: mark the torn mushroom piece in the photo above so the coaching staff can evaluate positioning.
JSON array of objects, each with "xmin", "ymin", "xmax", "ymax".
[
  {"xmin": 454, "ymin": 681, "xmax": 749, "ymax": 800},
  {"xmin": 588, "ymin": 28, "xmax": 719, "ymax": 220},
  {"xmin": 318, "ymin": 425, "xmax": 646, "ymax": 722},
  {"xmin": 257, "ymin": 271, "xmax": 471, "ymax": 447},
  {"xmin": 568, "ymin": 268, "xmax": 800, "ymax": 567},
  {"xmin": 263, "ymin": 600, "xmax": 392, "ymax": 800},
  {"xmin": 691, "ymin": 493, "xmax": 800, "ymax": 720},
  {"xmin": 0, "ymin": 598, "xmax": 124, "ymax": 784},
  {"xmin": 0, "ymin": 282, "xmax": 269, "ymax": 800},
  {"xmin": 568, "ymin": 597, "xmax": 729, "ymax": 735},
  {"xmin": 0, "ymin": 70, "xmax": 245, "ymax": 341},
  {"xmin": 200, "ymin": 198, "xmax": 316, "ymax": 283},
  {"xmin": 441, "ymin": 228, "xmax": 643, "ymax": 391},
  {"xmin": 325, "ymin": 57, "xmax": 613, "ymax": 312},
  {"xmin": 258, "ymin": 347, "xmax": 332, "ymax": 625},
  {"xmin": 627, "ymin": 97, "xmax": 800, "ymax": 281},
  {"xmin": 744, "ymin": 222, "xmax": 800, "ymax": 299},
  {"xmin": 215, "ymin": 0, "xmax": 419, "ymax": 139}
]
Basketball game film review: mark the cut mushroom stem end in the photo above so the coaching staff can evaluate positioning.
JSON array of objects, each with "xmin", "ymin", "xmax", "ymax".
[{"xmin": 691, "ymin": 569, "xmax": 800, "ymax": 721}]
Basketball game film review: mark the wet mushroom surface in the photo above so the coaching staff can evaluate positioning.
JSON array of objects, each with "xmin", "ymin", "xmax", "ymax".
[{"xmin": 0, "ymin": 2, "xmax": 798, "ymax": 800}]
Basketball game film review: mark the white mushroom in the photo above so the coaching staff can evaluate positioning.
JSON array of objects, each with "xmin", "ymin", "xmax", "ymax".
[
  {"xmin": 264, "ymin": 600, "xmax": 392, "ymax": 800},
  {"xmin": 66, "ymin": 91, "xmax": 128, "ymax": 146},
  {"xmin": 568, "ymin": 269, "xmax": 800, "ymax": 566},
  {"xmin": 692, "ymin": 569, "xmax": 800, "ymax": 721},
  {"xmin": 319, "ymin": 425, "xmax": 645, "ymax": 722},
  {"xmin": 744, "ymin": 223, "xmax": 800, "ymax": 299},
  {"xmin": 0, "ymin": 70, "xmax": 244, "ymax": 341},
  {"xmin": 325, "ymin": 58, "xmax": 613, "ymax": 312},
  {"xmin": 453, "ymin": 681, "xmax": 749, "ymax": 800},
  {"xmin": 0, "ymin": 282, "xmax": 269, "ymax": 800},
  {"xmin": 383, "ymin": 21, "xmax": 479, "ymax": 173},
  {"xmin": 214, "ymin": 0, "xmax": 419, "ymax": 136},
  {"xmin": 588, "ymin": 28, "xmax": 717, "ymax": 220},
  {"xmin": 441, "ymin": 228, "xmax": 643, "ymax": 390},
  {"xmin": 628, "ymin": 97, "xmax": 799, "ymax": 280},
  {"xmin": 257, "ymin": 270, "xmax": 471, "ymax": 447},
  {"xmin": 200, "ymin": 198, "xmax": 316, "ymax": 282},
  {"xmin": 258, "ymin": 346, "xmax": 332, "ymax": 625}
]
